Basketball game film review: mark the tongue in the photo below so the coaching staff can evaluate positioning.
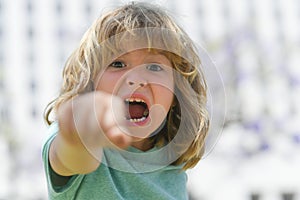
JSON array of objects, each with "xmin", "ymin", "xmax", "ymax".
[{"xmin": 128, "ymin": 104, "xmax": 145, "ymax": 119}]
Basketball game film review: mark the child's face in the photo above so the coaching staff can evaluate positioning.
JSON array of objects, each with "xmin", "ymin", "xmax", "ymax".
[{"xmin": 95, "ymin": 49, "xmax": 174, "ymax": 140}]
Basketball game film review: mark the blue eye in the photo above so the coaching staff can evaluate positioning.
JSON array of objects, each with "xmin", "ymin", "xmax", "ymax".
[
  {"xmin": 146, "ymin": 64, "xmax": 163, "ymax": 71},
  {"xmin": 109, "ymin": 61, "xmax": 126, "ymax": 68}
]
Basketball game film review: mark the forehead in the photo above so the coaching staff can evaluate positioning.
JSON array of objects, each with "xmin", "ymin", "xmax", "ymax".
[
  {"xmin": 118, "ymin": 48, "xmax": 165, "ymax": 58},
  {"xmin": 97, "ymin": 28, "xmax": 186, "ymax": 69},
  {"xmin": 116, "ymin": 48, "xmax": 171, "ymax": 64},
  {"xmin": 103, "ymin": 28, "xmax": 182, "ymax": 56}
]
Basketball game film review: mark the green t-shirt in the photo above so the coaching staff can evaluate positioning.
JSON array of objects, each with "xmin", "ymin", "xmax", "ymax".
[{"xmin": 42, "ymin": 123, "xmax": 188, "ymax": 200}]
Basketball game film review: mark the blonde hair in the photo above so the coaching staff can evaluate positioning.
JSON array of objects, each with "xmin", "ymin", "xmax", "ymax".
[{"xmin": 44, "ymin": 1, "xmax": 209, "ymax": 170}]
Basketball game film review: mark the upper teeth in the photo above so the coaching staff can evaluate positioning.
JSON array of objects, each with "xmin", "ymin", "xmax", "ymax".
[{"xmin": 125, "ymin": 98, "xmax": 145, "ymax": 103}]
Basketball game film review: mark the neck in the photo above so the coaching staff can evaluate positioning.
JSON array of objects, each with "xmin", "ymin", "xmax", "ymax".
[{"xmin": 131, "ymin": 138, "xmax": 153, "ymax": 151}]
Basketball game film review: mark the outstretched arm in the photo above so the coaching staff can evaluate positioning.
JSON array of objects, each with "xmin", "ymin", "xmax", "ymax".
[{"xmin": 49, "ymin": 91, "xmax": 131, "ymax": 176}]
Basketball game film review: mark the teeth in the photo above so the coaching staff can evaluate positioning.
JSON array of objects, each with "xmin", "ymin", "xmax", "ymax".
[
  {"xmin": 128, "ymin": 117, "xmax": 146, "ymax": 123},
  {"xmin": 125, "ymin": 98, "xmax": 145, "ymax": 103}
]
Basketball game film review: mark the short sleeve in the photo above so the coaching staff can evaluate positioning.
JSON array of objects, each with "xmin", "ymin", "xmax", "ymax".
[{"xmin": 42, "ymin": 122, "xmax": 85, "ymax": 199}]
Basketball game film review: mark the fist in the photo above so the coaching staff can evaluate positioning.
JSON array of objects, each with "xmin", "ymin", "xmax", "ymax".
[{"xmin": 71, "ymin": 91, "xmax": 131, "ymax": 150}]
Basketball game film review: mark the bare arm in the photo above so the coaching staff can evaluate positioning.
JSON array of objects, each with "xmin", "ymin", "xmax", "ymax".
[{"xmin": 49, "ymin": 92, "xmax": 131, "ymax": 176}]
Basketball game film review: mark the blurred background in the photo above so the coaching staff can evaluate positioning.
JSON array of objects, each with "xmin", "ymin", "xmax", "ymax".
[{"xmin": 0, "ymin": 0, "xmax": 299, "ymax": 199}]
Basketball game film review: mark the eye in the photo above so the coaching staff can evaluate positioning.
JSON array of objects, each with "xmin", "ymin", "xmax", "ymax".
[
  {"xmin": 146, "ymin": 64, "xmax": 163, "ymax": 72},
  {"xmin": 109, "ymin": 61, "xmax": 126, "ymax": 68}
]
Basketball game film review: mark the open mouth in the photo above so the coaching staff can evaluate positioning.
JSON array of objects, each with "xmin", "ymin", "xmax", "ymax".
[{"xmin": 124, "ymin": 98, "xmax": 149, "ymax": 123}]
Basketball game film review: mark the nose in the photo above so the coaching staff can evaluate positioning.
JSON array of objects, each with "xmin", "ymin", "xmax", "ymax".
[
  {"xmin": 126, "ymin": 76, "xmax": 147, "ymax": 87},
  {"xmin": 127, "ymin": 80, "xmax": 147, "ymax": 87}
]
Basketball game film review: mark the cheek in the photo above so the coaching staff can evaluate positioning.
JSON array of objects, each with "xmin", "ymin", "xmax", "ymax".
[
  {"xmin": 153, "ymin": 85, "xmax": 174, "ymax": 111},
  {"xmin": 95, "ymin": 71, "xmax": 121, "ymax": 93}
]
